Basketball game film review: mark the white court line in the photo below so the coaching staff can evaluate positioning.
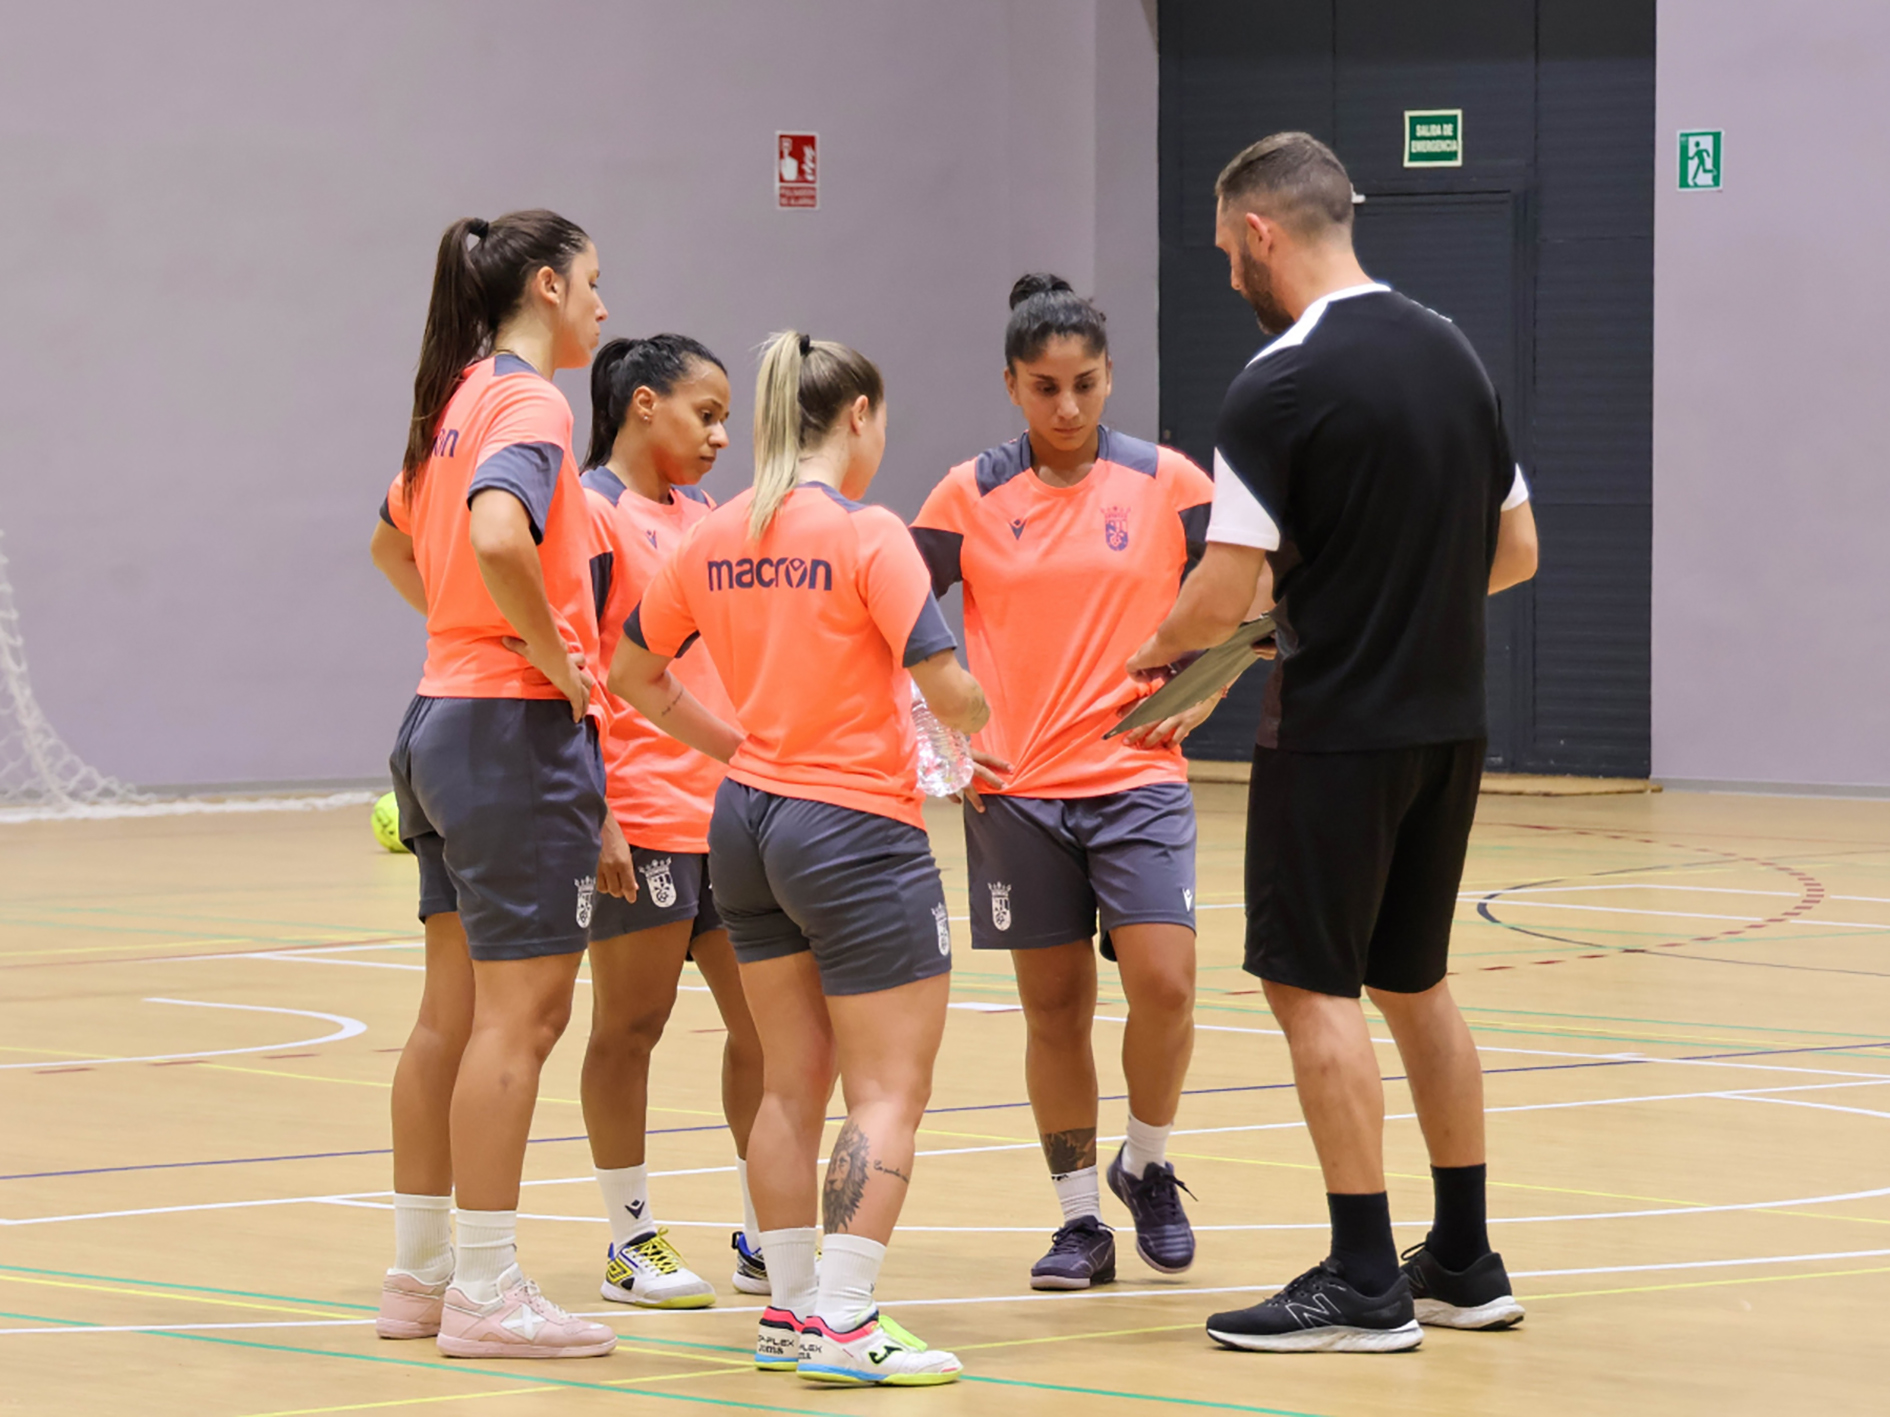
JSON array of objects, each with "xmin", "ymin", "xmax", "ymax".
[
  {"xmin": 0, "ymin": 1000, "xmax": 367, "ymax": 1071},
  {"xmin": 14, "ymin": 1248, "xmax": 1890, "ymax": 1338},
  {"xmin": 1464, "ymin": 884, "xmax": 1890, "ymax": 907},
  {"xmin": 1731, "ymin": 1095, "xmax": 1890, "ymax": 1122},
  {"xmin": 1466, "ymin": 900, "xmax": 1887, "ymax": 930}
]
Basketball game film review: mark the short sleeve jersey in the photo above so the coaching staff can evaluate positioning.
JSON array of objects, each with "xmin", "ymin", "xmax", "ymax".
[
  {"xmin": 627, "ymin": 482, "xmax": 957, "ymax": 830},
  {"xmin": 1211, "ymin": 285, "xmax": 1516, "ymax": 751},
  {"xmin": 381, "ymin": 354, "xmax": 602, "ymax": 709},
  {"xmin": 583, "ymin": 469, "xmax": 736, "ymax": 853},
  {"xmin": 910, "ymin": 428, "xmax": 1214, "ymax": 798}
]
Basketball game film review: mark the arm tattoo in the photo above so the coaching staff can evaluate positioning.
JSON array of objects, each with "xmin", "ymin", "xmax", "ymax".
[
  {"xmin": 657, "ymin": 682, "xmax": 685, "ymax": 719},
  {"xmin": 822, "ymin": 1120, "xmax": 872, "ymax": 1233},
  {"xmin": 1040, "ymin": 1127, "xmax": 1097, "ymax": 1177}
]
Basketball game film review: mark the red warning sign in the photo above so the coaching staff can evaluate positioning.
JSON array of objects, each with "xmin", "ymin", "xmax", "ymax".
[{"xmin": 776, "ymin": 133, "xmax": 818, "ymax": 209}]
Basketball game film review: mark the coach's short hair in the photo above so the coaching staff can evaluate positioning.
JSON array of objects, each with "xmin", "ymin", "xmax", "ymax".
[{"xmin": 1215, "ymin": 132, "xmax": 1355, "ymax": 236}]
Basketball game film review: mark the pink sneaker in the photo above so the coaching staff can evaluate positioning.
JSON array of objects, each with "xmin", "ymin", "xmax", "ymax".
[
  {"xmin": 435, "ymin": 1267, "xmax": 617, "ymax": 1360},
  {"xmin": 376, "ymin": 1271, "xmax": 447, "ymax": 1339}
]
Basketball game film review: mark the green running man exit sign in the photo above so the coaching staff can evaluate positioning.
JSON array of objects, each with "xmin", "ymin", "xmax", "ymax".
[
  {"xmin": 1404, "ymin": 109, "xmax": 1462, "ymax": 167},
  {"xmin": 1678, "ymin": 129, "xmax": 1723, "ymax": 190}
]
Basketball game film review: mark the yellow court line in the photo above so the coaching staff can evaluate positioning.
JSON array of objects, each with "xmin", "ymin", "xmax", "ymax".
[
  {"xmin": 202, "ymin": 1064, "xmax": 391, "ymax": 1090},
  {"xmin": 0, "ymin": 1274, "xmax": 356, "ymax": 1319},
  {"xmin": 1527, "ymin": 1263, "xmax": 1890, "ymax": 1302},
  {"xmin": 236, "ymin": 1388, "xmax": 539, "ymax": 1417},
  {"xmin": 0, "ymin": 937, "xmax": 352, "ymax": 961},
  {"xmin": 916, "ymin": 1126, "xmax": 1038, "ymax": 1145}
]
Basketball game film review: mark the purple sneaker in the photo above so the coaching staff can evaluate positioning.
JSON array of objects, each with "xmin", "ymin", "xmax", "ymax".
[
  {"xmin": 1106, "ymin": 1145, "xmax": 1196, "ymax": 1274},
  {"xmin": 1029, "ymin": 1216, "xmax": 1117, "ymax": 1290}
]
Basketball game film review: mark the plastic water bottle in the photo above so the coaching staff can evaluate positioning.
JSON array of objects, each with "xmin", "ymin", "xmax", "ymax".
[{"xmin": 911, "ymin": 680, "xmax": 974, "ymax": 797}]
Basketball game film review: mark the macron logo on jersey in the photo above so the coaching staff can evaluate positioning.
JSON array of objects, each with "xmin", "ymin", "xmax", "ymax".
[
  {"xmin": 1009, "ymin": 518, "xmax": 1027, "ymax": 541},
  {"xmin": 431, "ymin": 427, "xmax": 460, "ymax": 459},
  {"xmin": 706, "ymin": 556, "xmax": 834, "ymax": 592}
]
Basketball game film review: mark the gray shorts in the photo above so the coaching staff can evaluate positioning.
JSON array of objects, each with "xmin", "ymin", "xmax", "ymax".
[
  {"xmin": 589, "ymin": 848, "xmax": 723, "ymax": 942},
  {"xmin": 964, "ymin": 783, "xmax": 1198, "ymax": 952},
  {"xmin": 390, "ymin": 695, "xmax": 606, "ymax": 962},
  {"xmin": 707, "ymin": 780, "xmax": 952, "ymax": 997}
]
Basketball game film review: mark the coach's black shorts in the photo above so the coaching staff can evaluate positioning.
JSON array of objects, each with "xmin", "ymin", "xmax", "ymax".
[
  {"xmin": 963, "ymin": 784, "xmax": 1197, "ymax": 952},
  {"xmin": 589, "ymin": 848, "xmax": 723, "ymax": 942},
  {"xmin": 1244, "ymin": 739, "xmax": 1483, "ymax": 997},
  {"xmin": 707, "ymin": 780, "xmax": 952, "ymax": 997},
  {"xmin": 390, "ymin": 695, "xmax": 606, "ymax": 962}
]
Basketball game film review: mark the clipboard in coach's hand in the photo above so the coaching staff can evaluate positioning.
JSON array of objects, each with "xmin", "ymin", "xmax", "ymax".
[{"xmin": 1105, "ymin": 615, "xmax": 1278, "ymax": 739}]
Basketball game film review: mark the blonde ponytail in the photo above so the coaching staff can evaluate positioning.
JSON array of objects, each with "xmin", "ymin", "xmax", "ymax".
[
  {"xmin": 749, "ymin": 331, "xmax": 807, "ymax": 541},
  {"xmin": 747, "ymin": 330, "xmax": 886, "ymax": 543}
]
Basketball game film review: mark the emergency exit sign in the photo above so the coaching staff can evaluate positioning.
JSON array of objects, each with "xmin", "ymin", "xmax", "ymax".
[
  {"xmin": 1678, "ymin": 129, "xmax": 1723, "ymax": 190},
  {"xmin": 1404, "ymin": 109, "xmax": 1462, "ymax": 167}
]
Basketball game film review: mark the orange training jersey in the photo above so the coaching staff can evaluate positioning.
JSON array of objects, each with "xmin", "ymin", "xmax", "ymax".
[
  {"xmin": 584, "ymin": 468, "xmax": 736, "ymax": 853},
  {"xmin": 381, "ymin": 354, "xmax": 602, "ymax": 711},
  {"xmin": 628, "ymin": 482, "xmax": 957, "ymax": 830},
  {"xmin": 911, "ymin": 427, "xmax": 1214, "ymax": 798}
]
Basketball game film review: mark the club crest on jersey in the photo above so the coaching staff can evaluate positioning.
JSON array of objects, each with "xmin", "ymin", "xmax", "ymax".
[
  {"xmin": 1103, "ymin": 506, "xmax": 1130, "ymax": 552},
  {"xmin": 932, "ymin": 902, "xmax": 952, "ymax": 956},
  {"xmin": 639, "ymin": 855, "xmax": 677, "ymax": 909},
  {"xmin": 575, "ymin": 875, "xmax": 596, "ymax": 929},
  {"xmin": 989, "ymin": 881, "xmax": 1013, "ymax": 931}
]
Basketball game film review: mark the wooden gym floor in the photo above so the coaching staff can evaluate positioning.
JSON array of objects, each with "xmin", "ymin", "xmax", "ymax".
[{"xmin": 2, "ymin": 783, "xmax": 1886, "ymax": 1415}]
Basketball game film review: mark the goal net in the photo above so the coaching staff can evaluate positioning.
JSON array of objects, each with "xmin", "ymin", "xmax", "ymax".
[{"xmin": 0, "ymin": 527, "xmax": 146, "ymax": 809}]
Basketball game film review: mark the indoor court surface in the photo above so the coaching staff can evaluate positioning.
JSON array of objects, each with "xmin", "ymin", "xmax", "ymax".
[{"xmin": 2, "ymin": 782, "xmax": 1885, "ymax": 1417}]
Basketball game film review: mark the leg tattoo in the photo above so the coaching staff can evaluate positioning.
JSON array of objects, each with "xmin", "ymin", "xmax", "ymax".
[
  {"xmin": 1040, "ymin": 1126, "xmax": 1097, "ymax": 1177},
  {"xmin": 822, "ymin": 1119, "xmax": 872, "ymax": 1233}
]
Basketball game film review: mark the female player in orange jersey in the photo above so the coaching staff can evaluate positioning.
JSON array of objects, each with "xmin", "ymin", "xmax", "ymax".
[
  {"xmin": 608, "ymin": 331, "xmax": 986, "ymax": 1387},
  {"xmin": 366, "ymin": 210, "xmax": 616, "ymax": 1359},
  {"xmin": 910, "ymin": 274, "xmax": 1219, "ymax": 1291},
  {"xmin": 575, "ymin": 335, "xmax": 769, "ymax": 1308}
]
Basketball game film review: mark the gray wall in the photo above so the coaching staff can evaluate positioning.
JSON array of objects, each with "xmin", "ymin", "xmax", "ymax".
[
  {"xmin": 1654, "ymin": 0, "xmax": 1890, "ymax": 789},
  {"xmin": 0, "ymin": 0, "xmax": 1157, "ymax": 789}
]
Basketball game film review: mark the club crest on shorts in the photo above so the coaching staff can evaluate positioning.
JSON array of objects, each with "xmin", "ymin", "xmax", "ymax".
[
  {"xmin": 932, "ymin": 902, "xmax": 952, "ymax": 956},
  {"xmin": 1103, "ymin": 505, "xmax": 1130, "ymax": 552},
  {"xmin": 639, "ymin": 855, "xmax": 677, "ymax": 909},
  {"xmin": 574, "ymin": 875, "xmax": 596, "ymax": 929},
  {"xmin": 989, "ymin": 881, "xmax": 1013, "ymax": 931}
]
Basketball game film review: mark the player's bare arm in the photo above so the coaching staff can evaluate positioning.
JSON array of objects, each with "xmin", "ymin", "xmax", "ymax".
[
  {"xmin": 470, "ymin": 488, "xmax": 594, "ymax": 720},
  {"xmin": 607, "ymin": 636, "xmax": 744, "ymax": 763},
  {"xmin": 909, "ymin": 646, "xmax": 991, "ymax": 736},
  {"xmin": 369, "ymin": 520, "xmax": 427, "ymax": 615},
  {"xmin": 1489, "ymin": 500, "xmax": 1539, "ymax": 595}
]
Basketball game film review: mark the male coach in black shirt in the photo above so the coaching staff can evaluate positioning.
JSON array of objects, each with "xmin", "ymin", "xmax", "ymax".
[{"xmin": 1129, "ymin": 132, "xmax": 1539, "ymax": 1353}]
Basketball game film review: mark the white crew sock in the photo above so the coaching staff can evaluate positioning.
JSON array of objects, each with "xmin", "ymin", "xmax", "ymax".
[
  {"xmin": 736, "ymin": 1159, "xmax": 762, "ymax": 1252},
  {"xmin": 1122, "ymin": 1114, "xmax": 1173, "ymax": 1178},
  {"xmin": 1051, "ymin": 1165, "xmax": 1103, "ymax": 1224},
  {"xmin": 452, "ymin": 1209, "xmax": 518, "ymax": 1304},
  {"xmin": 595, "ymin": 1164, "xmax": 655, "ymax": 1246},
  {"xmin": 759, "ymin": 1227, "xmax": 817, "ymax": 1318},
  {"xmin": 814, "ymin": 1234, "xmax": 886, "ymax": 1332},
  {"xmin": 390, "ymin": 1193, "xmax": 454, "ymax": 1284}
]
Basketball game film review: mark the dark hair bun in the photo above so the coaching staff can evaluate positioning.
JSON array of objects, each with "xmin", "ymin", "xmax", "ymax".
[{"xmin": 1009, "ymin": 272, "xmax": 1074, "ymax": 309}]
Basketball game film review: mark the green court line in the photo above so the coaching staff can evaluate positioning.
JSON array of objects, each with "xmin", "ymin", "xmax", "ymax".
[
  {"xmin": 110, "ymin": 1327, "xmax": 845, "ymax": 1414},
  {"xmin": 0, "ymin": 1262, "xmax": 375, "ymax": 1312},
  {"xmin": 961, "ymin": 1374, "xmax": 1332, "ymax": 1415},
  {"xmin": 1458, "ymin": 1004, "xmax": 1888, "ymax": 1041}
]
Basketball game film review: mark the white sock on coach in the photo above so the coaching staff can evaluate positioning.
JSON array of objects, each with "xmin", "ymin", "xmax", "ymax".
[
  {"xmin": 452, "ymin": 1209, "xmax": 519, "ymax": 1304},
  {"xmin": 1122, "ymin": 1114, "xmax": 1173, "ymax": 1178},
  {"xmin": 760, "ymin": 1226, "xmax": 817, "ymax": 1317},
  {"xmin": 736, "ymin": 1158, "xmax": 762, "ymax": 1252},
  {"xmin": 390, "ymin": 1193, "xmax": 453, "ymax": 1284},
  {"xmin": 595, "ymin": 1163, "xmax": 655, "ymax": 1246},
  {"xmin": 814, "ymin": 1234, "xmax": 885, "ymax": 1332},
  {"xmin": 1051, "ymin": 1165, "xmax": 1103, "ymax": 1224}
]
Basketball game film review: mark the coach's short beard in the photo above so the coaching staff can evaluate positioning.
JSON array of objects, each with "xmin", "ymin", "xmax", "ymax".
[{"xmin": 1238, "ymin": 246, "xmax": 1294, "ymax": 336}]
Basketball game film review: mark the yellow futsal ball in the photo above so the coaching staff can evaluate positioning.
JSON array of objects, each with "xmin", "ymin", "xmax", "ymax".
[{"xmin": 371, "ymin": 791, "xmax": 410, "ymax": 854}]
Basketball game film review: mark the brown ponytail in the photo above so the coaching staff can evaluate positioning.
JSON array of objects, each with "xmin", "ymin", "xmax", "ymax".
[{"xmin": 402, "ymin": 209, "xmax": 590, "ymax": 494}]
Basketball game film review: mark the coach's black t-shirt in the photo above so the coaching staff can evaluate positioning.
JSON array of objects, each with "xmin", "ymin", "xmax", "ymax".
[{"xmin": 1213, "ymin": 285, "xmax": 1515, "ymax": 752}]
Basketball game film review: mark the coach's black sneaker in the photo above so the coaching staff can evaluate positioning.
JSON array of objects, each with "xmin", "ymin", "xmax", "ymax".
[
  {"xmin": 1106, "ymin": 1146, "xmax": 1196, "ymax": 1274},
  {"xmin": 1206, "ymin": 1261, "xmax": 1421, "ymax": 1353},
  {"xmin": 1029, "ymin": 1216, "xmax": 1117, "ymax": 1290},
  {"xmin": 1399, "ymin": 1243, "xmax": 1524, "ymax": 1330}
]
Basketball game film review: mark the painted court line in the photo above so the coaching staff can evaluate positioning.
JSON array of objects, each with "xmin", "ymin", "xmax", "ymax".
[
  {"xmin": 0, "ymin": 999, "xmax": 366, "ymax": 1071},
  {"xmin": 7, "ymin": 1248, "xmax": 1888, "ymax": 1339}
]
